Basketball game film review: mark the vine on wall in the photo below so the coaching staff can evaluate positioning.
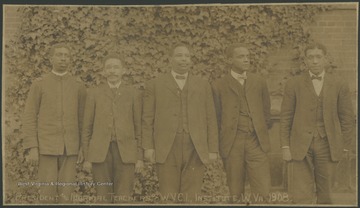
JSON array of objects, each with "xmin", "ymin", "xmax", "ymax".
[{"xmin": 5, "ymin": 4, "xmax": 329, "ymax": 203}]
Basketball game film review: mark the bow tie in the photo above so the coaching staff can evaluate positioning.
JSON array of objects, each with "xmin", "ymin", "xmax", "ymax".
[
  {"xmin": 175, "ymin": 75, "xmax": 186, "ymax": 80},
  {"xmin": 237, "ymin": 74, "xmax": 247, "ymax": 80},
  {"xmin": 311, "ymin": 75, "xmax": 322, "ymax": 81}
]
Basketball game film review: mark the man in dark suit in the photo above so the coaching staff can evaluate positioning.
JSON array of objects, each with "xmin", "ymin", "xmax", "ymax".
[
  {"xmin": 280, "ymin": 43, "xmax": 354, "ymax": 204},
  {"xmin": 212, "ymin": 44, "xmax": 272, "ymax": 204},
  {"xmin": 82, "ymin": 54, "xmax": 143, "ymax": 203},
  {"xmin": 142, "ymin": 44, "xmax": 219, "ymax": 203},
  {"xmin": 22, "ymin": 43, "xmax": 86, "ymax": 203}
]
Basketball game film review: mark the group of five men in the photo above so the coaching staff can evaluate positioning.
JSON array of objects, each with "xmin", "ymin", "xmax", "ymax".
[{"xmin": 22, "ymin": 42, "xmax": 354, "ymax": 204}]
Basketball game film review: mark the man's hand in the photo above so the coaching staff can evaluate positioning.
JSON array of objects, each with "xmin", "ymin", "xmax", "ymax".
[
  {"xmin": 144, "ymin": 149, "xmax": 155, "ymax": 163},
  {"xmin": 26, "ymin": 147, "xmax": 39, "ymax": 166},
  {"xmin": 209, "ymin": 152, "xmax": 218, "ymax": 161},
  {"xmin": 77, "ymin": 147, "xmax": 84, "ymax": 164},
  {"xmin": 282, "ymin": 148, "xmax": 292, "ymax": 161},
  {"xmin": 83, "ymin": 161, "xmax": 92, "ymax": 173},
  {"xmin": 135, "ymin": 160, "xmax": 144, "ymax": 173}
]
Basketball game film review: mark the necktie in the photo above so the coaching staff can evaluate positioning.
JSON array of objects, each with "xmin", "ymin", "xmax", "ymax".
[
  {"xmin": 311, "ymin": 75, "xmax": 322, "ymax": 81},
  {"xmin": 237, "ymin": 74, "xmax": 247, "ymax": 85},
  {"xmin": 175, "ymin": 75, "xmax": 186, "ymax": 80}
]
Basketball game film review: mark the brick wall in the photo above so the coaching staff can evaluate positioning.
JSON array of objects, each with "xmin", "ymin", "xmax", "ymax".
[
  {"xmin": 310, "ymin": 6, "xmax": 357, "ymax": 112},
  {"xmin": 267, "ymin": 5, "xmax": 357, "ymax": 115}
]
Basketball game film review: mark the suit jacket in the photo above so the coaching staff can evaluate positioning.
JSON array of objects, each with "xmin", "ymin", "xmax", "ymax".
[
  {"xmin": 280, "ymin": 72, "xmax": 354, "ymax": 161},
  {"xmin": 22, "ymin": 73, "xmax": 86, "ymax": 155},
  {"xmin": 142, "ymin": 73, "xmax": 219, "ymax": 164},
  {"xmin": 212, "ymin": 73, "xmax": 272, "ymax": 158},
  {"xmin": 82, "ymin": 83, "xmax": 143, "ymax": 163}
]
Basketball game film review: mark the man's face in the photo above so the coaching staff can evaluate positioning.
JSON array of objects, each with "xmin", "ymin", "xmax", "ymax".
[
  {"xmin": 50, "ymin": 47, "xmax": 71, "ymax": 73},
  {"xmin": 230, "ymin": 47, "xmax": 250, "ymax": 74},
  {"xmin": 104, "ymin": 58, "xmax": 125, "ymax": 84},
  {"xmin": 170, "ymin": 46, "xmax": 192, "ymax": 74},
  {"xmin": 305, "ymin": 48, "xmax": 327, "ymax": 75}
]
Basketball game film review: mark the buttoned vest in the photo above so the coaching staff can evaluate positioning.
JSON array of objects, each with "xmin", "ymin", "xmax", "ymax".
[
  {"xmin": 177, "ymin": 80, "xmax": 189, "ymax": 133},
  {"xmin": 236, "ymin": 82, "xmax": 255, "ymax": 133},
  {"xmin": 314, "ymin": 90, "xmax": 326, "ymax": 138}
]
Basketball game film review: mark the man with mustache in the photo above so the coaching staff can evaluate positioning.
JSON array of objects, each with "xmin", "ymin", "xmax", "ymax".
[
  {"xmin": 280, "ymin": 43, "xmax": 354, "ymax": 204},
  {"xmin": 22, "ymin": 43, "xmax": 86, "ymax": 203},
  {"xmin": 82, "ymin": 54, "xmax": 143, "ymax": 203},
  {"xmin": 142, "ymin": 43, "xmax": 219, "ymax": 203},
  {"xmin": 212, "ymin": 44, "xmax": 272, "ymax": 204}
]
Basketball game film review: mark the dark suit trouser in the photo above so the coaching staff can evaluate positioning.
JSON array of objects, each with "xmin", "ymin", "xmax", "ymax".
[
  {"xmin": 38, "ymin": 154, "xmax": 77, "ymax": 204},
  {"xmin": 156, "ymin": 132, "xmax": 204, "ymax": 204},
  {"xmin": 289, "ymin": 134, "xmax": 337, "ymax": 204},
  {"xmin": 92, "ymin": 141, "xmax": 135, "ymax": 204},
  {"xmin": 223, "ymin": 131, "xmax": 271, "ymax": 204}
]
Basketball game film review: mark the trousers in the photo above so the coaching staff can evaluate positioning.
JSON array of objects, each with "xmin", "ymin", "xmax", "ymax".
[
  {"xmin": 156, "ymin": 132, "xmax": 204, "ymax": 203},
  {"xmin": 91, "ymin": 141, "xmax": 135, "ymax": 203},
  {"xmin": 38, "ymin": 154, "xmax": 77, "ymax": 204},
  {"xmin": 288, "ymin": 134, "xmax": 337, "ymax": 204},
  {"xmin": 223, "ymin": 131, "xmax": 271, "ymax": 204}
]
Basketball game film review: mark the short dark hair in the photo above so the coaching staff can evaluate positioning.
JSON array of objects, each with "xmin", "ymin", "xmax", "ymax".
[
  {"xmin": 225, "ymin": 43, "xmax": 251, "ymax": 58},
  {"xmin": 169, "ymin": 43, "xmax": 192, "ymax": 57},
  {"xmin": 304, "ymin": 43, "xmax": 327, "ymax": 56},
  {"xmin": 49, "ymin": 43, "xmax": 71, "ymax": 56},
  {"xmin": 102, "ymin": 53, "xmax": 125, "ymax": 66}
]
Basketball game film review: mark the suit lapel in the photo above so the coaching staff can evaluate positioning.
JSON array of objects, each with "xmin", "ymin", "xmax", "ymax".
[
  {"xmin": 302, "ymin": 72, "xmax": 318, "ymax": 99},
  {"xmin": 226, "ymin": 74, "xmax": 240, "ymax": 96},
  {"xmin": 164, "ymin": 73, "xmax": 180, "ymax": 96},
  {"xmin": 101, "ymin": 83, "xmax": 114, "ymax": 100},
  {"xmin": 244, "ymin": 73, "xmax": 255, "ymax": 100},
  {"xmin": 187, "ymin": 74, "xmax": 195, "ymax": 100},
  {"xmin": 322, "ymin": 72, "xmax": 333, "ymax": 108}
]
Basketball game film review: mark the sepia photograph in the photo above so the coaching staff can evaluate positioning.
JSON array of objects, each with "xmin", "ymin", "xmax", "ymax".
[{"xmin": 2, "ymin": 1, "xmax": 358, "ymax": 206}]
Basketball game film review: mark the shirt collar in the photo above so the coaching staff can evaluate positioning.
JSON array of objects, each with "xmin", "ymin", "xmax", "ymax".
[
  {"xmin": 171, "ymin": 70, "xmax": 188, "ymax": 80},
  {"xmin": 51, "ymin": 70, "xmax": 68, "ymax": 77},
  {"xmin": 309, "ymin": 70, "xmax": 325, "ymax": 79},
  {"xmin": 108, "ymin": 80, "xmax": 121, "ymax": 89},
  {"xmin": 231, "ymin": 70, "xmax": 247, "ymax": 79}
]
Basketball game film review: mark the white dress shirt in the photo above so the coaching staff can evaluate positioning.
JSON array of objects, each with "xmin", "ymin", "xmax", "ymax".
[
  {"xmin": 108, "ymin": 80, "xmax": 121, "ymax": 89},
  {"xmin": 171, "ymin": 70, "xmax": 188, "ymax": 90},
  {"xmin": 309, "ymin": 70, "xmax": 325, "ymax": 96},
  {"xmin": 231, "ymin": 70, "xmax": 247, "ymax": 85}
]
